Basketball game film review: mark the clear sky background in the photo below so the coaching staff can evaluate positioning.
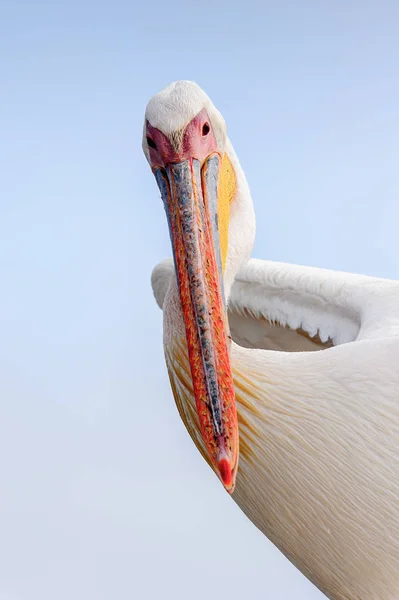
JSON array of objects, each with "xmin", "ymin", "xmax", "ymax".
[{"xmin": 0, "ymin": 1, "xmax": 398, "ymax": 599}]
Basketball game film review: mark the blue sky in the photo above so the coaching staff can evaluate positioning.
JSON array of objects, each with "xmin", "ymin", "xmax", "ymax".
[{"xmin": 0, "ymin": 1, "xmax": 398, "ymax": 598}]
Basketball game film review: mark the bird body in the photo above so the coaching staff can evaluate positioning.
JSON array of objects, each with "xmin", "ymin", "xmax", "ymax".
[
  {"xmin": 153, "ymin": 257, "xmax": 399, "ymax": 599},
  {"xmin": 144, "ymin": 80, "xmax": 399, "ymax": 599}
]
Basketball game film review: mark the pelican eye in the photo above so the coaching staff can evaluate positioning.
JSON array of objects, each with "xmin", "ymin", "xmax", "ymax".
[
  {"xmin": 202, "ymin": 123, "xmax": 210, "ymax": 136},
  {"xmin": 147, "ymin": 136, "xmax": 157, "ymax": 149}
]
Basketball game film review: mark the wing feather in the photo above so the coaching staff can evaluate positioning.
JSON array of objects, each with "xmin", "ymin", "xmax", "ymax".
[
  {"xmin": 231, "ymin": 259, "xmax": 399, "ymax": 350},
  {"xmin": 151, "ymin": 257, "xmax": 399, "ymax": 352}
]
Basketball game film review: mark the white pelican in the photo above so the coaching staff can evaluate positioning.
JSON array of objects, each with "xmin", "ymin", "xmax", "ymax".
[{"xmin": 143, "ymin": 80, "xmax": 399, "ymax": 600}]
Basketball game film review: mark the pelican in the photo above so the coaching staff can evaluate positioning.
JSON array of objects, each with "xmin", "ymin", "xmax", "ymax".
[{"xmin": 143, "ymin": 80, "xmax": 399, "ymax": 600}]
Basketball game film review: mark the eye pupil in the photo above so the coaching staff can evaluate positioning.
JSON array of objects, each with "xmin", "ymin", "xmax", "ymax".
[
  {"xmin": 147, "ymin": 136, "xmax": 157, "ymax": 149},
  {"xmin": 202, "ymin": 123, "xmax": 210, "ymax": 136}
]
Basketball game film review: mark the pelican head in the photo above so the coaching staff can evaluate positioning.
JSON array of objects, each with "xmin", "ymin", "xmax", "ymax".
[{"xmin": 143, "ymin": 81, "xmax": 255, "ymax": 492}]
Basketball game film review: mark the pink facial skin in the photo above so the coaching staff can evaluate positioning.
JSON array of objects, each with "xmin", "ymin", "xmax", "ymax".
[{"xmin": 146, "ymin": 108, "xmax": 218, "ymax": 168}]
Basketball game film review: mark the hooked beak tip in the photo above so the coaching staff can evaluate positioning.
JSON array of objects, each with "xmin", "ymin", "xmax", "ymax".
[{"xmin": 217, "ymin": 456, "xmax": 234, "ymax": 492}]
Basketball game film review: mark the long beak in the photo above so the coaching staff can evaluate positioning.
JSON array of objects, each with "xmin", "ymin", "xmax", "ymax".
[{"xmin": 154, "ymin": 154, "xmax": 238, "ymax": 493}]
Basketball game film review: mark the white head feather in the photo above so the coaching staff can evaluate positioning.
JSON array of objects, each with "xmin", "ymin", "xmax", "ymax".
[{"xmin": 143, "ymin": 80, "xmax": 226, "ymax": 162}]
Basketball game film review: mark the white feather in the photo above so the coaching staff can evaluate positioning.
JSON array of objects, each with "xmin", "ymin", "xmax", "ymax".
[{"xmin": 152, "ymin": 257, "xmax": 399, "ymax": 350}]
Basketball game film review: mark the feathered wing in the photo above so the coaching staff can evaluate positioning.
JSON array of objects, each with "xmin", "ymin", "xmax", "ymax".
[
  {"xmin": 151, "ymin": 258, "xmax": 175, "ymax": 310},
  {"xmin": 151, "ymin": 257, "xmax": 399, "ymax": 351}
]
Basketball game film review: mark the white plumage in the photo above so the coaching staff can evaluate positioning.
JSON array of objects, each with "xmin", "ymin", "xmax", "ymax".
[
  {"xmin": 153, "ymin": 256, "xmax": 399, "ymax": 349},
  {"xmin": 152, "ymin": 255, "xmax": 399, "ymax": 600},
  {"xmin": 146, "ymin": 81, "xmax": 399, "ymax": 600}
]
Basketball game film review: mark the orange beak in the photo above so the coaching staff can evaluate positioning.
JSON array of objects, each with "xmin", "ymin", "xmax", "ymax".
[{"xmin": 153, "ymin": 153, "xmax": 239, "ymax": 493}]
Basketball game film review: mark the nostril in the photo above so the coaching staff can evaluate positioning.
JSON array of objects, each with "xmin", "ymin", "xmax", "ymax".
[
  {"xmin": 202, "ymin": 122, "xmax": 210, "ymax": 136},
  {"xmin": 146, "ymin": 136, "xmax": 157, "ymax": 150}
]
